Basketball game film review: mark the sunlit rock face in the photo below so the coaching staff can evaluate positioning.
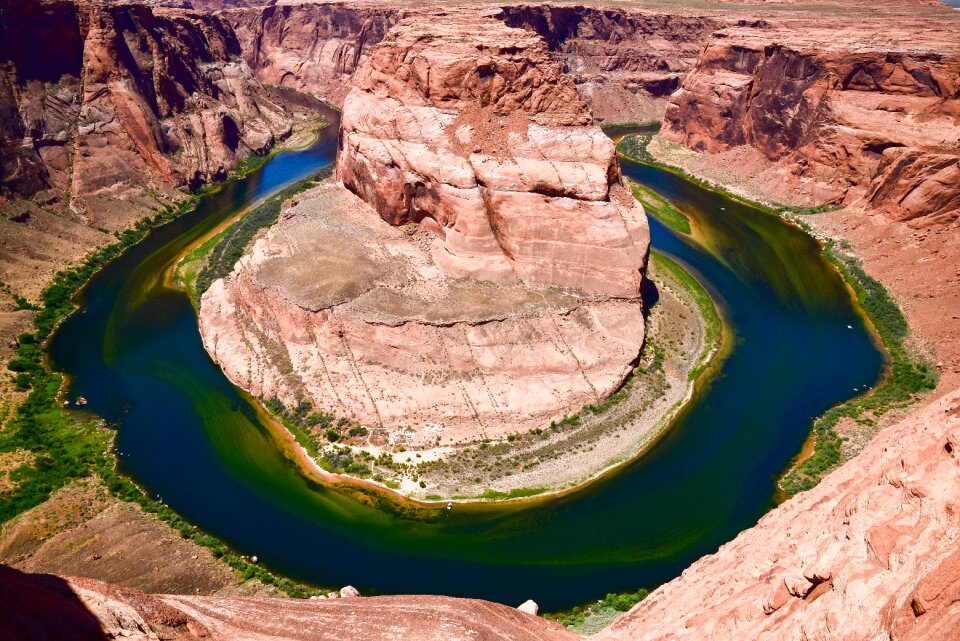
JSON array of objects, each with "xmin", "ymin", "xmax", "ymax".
[{"xmin": 200, "ymin": 10, "xmax": 648, "ymax": 443}]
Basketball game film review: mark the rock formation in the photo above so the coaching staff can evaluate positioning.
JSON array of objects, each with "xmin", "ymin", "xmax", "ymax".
[
  {"xmin": 337, "ymin": 10, "xmax": 648, "ymax": 297},
  {"xmin": 0, "ymin": 0, "xmax": 293, "ymax": 227},
  {"xmin": 223, "ymin": 2, "xmax": 722, "ymax": 124},
  {"xmin": 597, "ymin": 389, "xmax": 960, "ymax": 641},
  {"xmin": 498, "ymin": 6, "xmax": 720, "ymax": 124},
  {"xmin": 660, "ymin": 20, "xmax": 960, "ymax": 224},
  {"xmin": 226, "ymin": 1, "xmax": 400, "ymax": 106},
  {"xmin": 200, "ymin": 10, "xmax": 648, "ymax": 442}
]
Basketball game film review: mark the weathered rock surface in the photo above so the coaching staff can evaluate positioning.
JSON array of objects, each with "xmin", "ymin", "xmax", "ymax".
[
  {"xmin": 337, "ymin": 10, "xmax": 649, "ymax": 297},
  {"xmin": 596, "ymin": 389, "xmax": 960, "ymax": 641},
  {"xmin": 201, "ymin": 10, "xmax": 647, "ymax": 442},
  {"xmin": 0, "ymin": 0, "xmax": 292, "ymax": 226},
  {"xmin": 0, "ymin": 564, "xmax": 579, "ymax": 641},
  {"xmin": 224, "ymin": 2, "xmax": 722, "ymax": 124},
  {"xmin": 661, "ymin": 17, "xmax": 960, "ymax": 224},
  {"xmin": 498, "ymin": 5, "xmax": 720, "ymax": 124},
  {"xmin": 200, "ymin": 181, "xmax": 644, "ymax": 442},
  {"xmin": 226, "ymin": 1, "xmax": 400, "ymax": 105}
]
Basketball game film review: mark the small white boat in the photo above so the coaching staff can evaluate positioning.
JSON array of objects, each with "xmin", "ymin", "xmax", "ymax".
[{"xmin": 446, "ymin": 502, "xmax": 453, "ymax": 510}]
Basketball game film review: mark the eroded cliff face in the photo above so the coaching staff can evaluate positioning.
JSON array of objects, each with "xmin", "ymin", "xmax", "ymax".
[
  {"xmin": 337, "ymin": 10, "xmax": 649, "ymax": 297},
  {"xmin": 223, "ymin": 2, "xmax": 723, "ymax": 124},
  {"xmin": 499, "ymin": 5, "xmax": 721, "ymax": 124},
  {"xmin": 0, "ymin": 0, "xmax": 292, "ymax": 227},
  {"xmin": 225, "ymin": 2, "xmax": 399, "ymax": 105},
  {"xmin": 661, "ymin": 24, "xmax": 960, "ymax": 224},
  {"xmin": 200, "ymin": 10, "xmax": 648, "ymax": 444}
]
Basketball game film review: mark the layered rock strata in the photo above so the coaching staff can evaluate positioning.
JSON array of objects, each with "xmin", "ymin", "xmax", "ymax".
[
  {"xmin": 200, "ymin": 11, "xmax": 648, "ymax": 441},
  {"xmin": 336, "ymin": 11, "xmax": 649, "ymax": 297},
  {"xmin": 0, "ymin": 0, "xmax": 293, "ymax": 225},
  {"xmin": 200, "ymin": 181, "xmax": 645, "ymax": 442},
  {"xmin": 661, "ymin": 22, "xmax": 960, "ymax": 223},
  {"xmin": 223, "ymin": 2, "xmax": 722, "ymax": 123}
]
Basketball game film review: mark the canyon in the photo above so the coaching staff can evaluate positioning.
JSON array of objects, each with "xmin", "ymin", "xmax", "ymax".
[{"xmin": 2, "ymin": 0, "xmax": 960, "ymax": 640}]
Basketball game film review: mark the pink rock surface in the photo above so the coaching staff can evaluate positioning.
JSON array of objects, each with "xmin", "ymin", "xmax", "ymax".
[
  {"xmin": 200, "ymin": 182, "xmax": 644, "ymax": 442},
  {"xmin": 660, "ymin": 19, "xmax": 960, "ymax": 223},
  {"xmin": 0, "ymin": 564, "xmax": 578, "ymax": 641},
  {"xmin": 596, "ymin": 390, "xmax": 960, "ymax": 641},
  {"xmin": 337, "ymin": 9, "xmax": 649, "ymax": 299}
]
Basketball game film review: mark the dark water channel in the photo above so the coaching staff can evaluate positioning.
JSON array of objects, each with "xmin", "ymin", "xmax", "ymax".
[{"xmin": 49, "ymin": 112, "xmax": 883, "ymax": 610}]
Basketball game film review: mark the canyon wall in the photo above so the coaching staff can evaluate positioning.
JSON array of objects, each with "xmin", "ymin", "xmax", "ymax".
[
  {"xmin": 223, "ymin": 2, "xmax": 723, "ymax": 124},
  {"xmin": 498, "ymin": 5, "xmax": 721, "ymax": 124},
  {"xmin": 0, "ymin": 0, "xmax": 292, "ymax": 228},
  {"xmin": 225, "ymin": 2, "xmax": 399, "ymax": 105},
  {"xmin": 661, "ymin": 23, "xmax": 960, "ymax": 224}
]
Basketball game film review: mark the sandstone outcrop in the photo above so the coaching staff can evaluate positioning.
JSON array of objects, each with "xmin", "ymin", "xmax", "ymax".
[
  {"xmin": 224, "ymin": 2, "xmax": 723, "ymax": 124},
  {"xmin": 200, "ymin": 11, "xmax": 648, "ymax": 442},
  {"xmin": 498, "ymin": 6, "xmax": 720, "ymax": 124},
  {"xmin": 226, "ymin": 1, "xmax": 399, "ymax": 105},
  {"xmin": 660, "ymin": 19, "xmax": 960, "ymax": 224},
  {"xmin": 337, "ymin": 10, "xmax": 649, "ymax": 297},
  {"xmin": 596, "ymin": 389, "xmax": 960, "ymax": 641},
  {"xmin": 0, "ymin": 0, "xmax": 293, "ymax": 227},
  {"xmin": 200, "ymin": 181, "xmax": 645, "ymax": 443}
]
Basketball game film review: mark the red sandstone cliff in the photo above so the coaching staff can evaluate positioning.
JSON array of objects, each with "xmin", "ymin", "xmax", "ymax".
[
  {"xmin": 223, "ymin": 2, "xmax": 723, "ymax": 124},
  {"xmin": 0, "ymin": 0, "xmax": 292, "ymax": 226},
  {"xmin": 660, "ymin": 20, "xmax": 960, "ymax": 224}
]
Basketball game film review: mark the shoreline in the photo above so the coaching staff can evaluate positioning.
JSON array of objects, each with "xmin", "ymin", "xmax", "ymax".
[
  {"xmin": 236, "ymin": 246, "xmax": 730, "ymax": 507},
  {"xmin": 0, "ymin": 119, "xmax": 341, "ymax": 597},
  {"xmin": 617, "ymin": 132, "xmax": 937, "ymax": 496}
]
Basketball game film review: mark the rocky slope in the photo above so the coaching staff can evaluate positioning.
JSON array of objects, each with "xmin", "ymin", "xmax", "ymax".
[
  {"xmin": 0, "ymin": 564, "xmax": 578, "ymax": 641},
  {"xmin": 0, "ymin": 0, "xmax": 292, "ymax": 226},
  {"xmin": 660, "ymin": 16, "xmax": 960, "ymax": 222},
  {"xmin": 200, "ymin": 11, "xmax": 648, "ymax": 444},
  {"xmin": 598, "ymin": 389, "xmax": 960, "ymax": 641}
]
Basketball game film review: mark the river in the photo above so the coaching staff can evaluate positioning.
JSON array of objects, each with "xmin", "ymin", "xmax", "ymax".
[{"xmin": 49, "ymin": 108, "xmax": 883, "ymax": 611}]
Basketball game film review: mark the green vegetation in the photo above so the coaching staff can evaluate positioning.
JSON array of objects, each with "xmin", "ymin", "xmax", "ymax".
[
  {"xmin": 546, "ymin": 588, "xmax": 650, "ymax": 632},
  {"xmin": 780, "ymin": 242, "xmax": 937, "ymax": 495},
  {"xmin": 1, "ymin": 150, "xmax": 334, "ymax": 597},
  {"xmin": 617, "ymin": 132, "xmax": 934, "ymax": 495},
  {"xmin": 650, "ymin": 251, "xmax": 722, "ymax": 379},
  {"xmin": 477, "ymin": 487, "xmax": 546, "ymax": 500},
  {"xmin": 191, "ymin": 167, "xmax": 333, "ymax": 302},
  {"xmin": 261, "ymin": 398, "xmax": 373, "ymax": 477},
  {"xmin": 617, "ymin": 133, "xmax": 834, "ymax": 217},
  {"xmin": 628, "ymin": 179, "xmax": 691, "ymax": 234}
]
